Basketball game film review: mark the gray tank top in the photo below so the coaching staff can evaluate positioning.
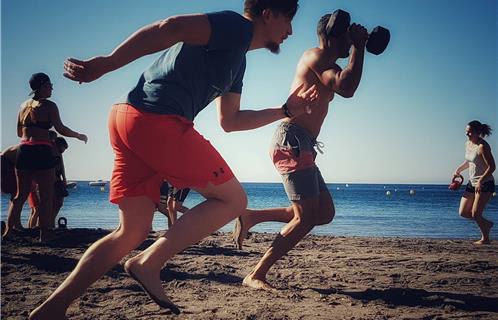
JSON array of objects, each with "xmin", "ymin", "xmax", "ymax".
[{"xmin": 465, "ymin": 141, "xmax": 493, "ymax": 186}]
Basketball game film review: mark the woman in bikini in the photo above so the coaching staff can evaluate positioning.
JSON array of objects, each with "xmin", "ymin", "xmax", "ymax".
[{"xmin": 3, "ymin": 72, "xmax": 87, "ymax": 242}]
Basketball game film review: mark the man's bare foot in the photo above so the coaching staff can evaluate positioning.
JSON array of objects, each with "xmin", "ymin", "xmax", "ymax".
[
  {"xmin": 243, "ymin": 273, "xmax": 277, "ymax": 292},
  {"xmin": 233, "ymin": 216, "xmax": 248, "ymax": 250},
  {"xmin": 124, "ymin": 258, "xmax": 180, "ymax": 314},
  {"xmin": 29, "ymin": 303, "xmax": 67, "ymax": 320}
]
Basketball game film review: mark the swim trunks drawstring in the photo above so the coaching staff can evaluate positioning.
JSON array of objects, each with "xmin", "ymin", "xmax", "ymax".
[{"xmin": 314, "ymin": 141, "xmax": 325, "ymax": 154}]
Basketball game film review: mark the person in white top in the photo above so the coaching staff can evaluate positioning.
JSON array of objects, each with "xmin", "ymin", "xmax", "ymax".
[{"xmin": 453, "ymin": 120, "xmax": 496, "ymax": 244}]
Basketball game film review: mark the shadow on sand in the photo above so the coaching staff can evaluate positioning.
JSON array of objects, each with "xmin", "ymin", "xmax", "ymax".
[{"xmin": 313, "ymin": 287, "xmax": 498, "ymax": 313}]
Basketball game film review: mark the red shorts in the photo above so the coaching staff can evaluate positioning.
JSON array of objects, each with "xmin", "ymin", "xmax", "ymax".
[
  {"xmin": 108, "ymin": 104, "xmax": 234, "ymax": 204},
  {"xmin": 28, "ymin": 191, "xmax": 39, "ymax": 209}
]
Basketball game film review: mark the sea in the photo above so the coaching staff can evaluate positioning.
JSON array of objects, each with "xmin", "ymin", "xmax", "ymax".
[{"xmin": 1, "ymin": 182, "xmax": 497, "ymax": 239}]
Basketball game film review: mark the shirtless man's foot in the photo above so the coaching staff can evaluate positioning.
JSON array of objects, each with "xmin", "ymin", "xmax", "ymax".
[{"xmin": 243, "ymin": 272, "xmax": 278, "ymax": 292}]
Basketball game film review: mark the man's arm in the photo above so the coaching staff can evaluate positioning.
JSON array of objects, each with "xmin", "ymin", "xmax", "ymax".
[
  {"xmin": 321, "ymin": 24, "xmax": 368, "ymax": 98},
  {"xmin": 216, "ymin": 85, "xmax": 318, "ymax": 132},
  {"xmin": 64, "ymin": 14, "xmax": 212, "ymax": 83},
  {"xmin": 330, "ymin": 47, "xmax": 365, "ymax": 98},
  {"xmin": 216, "ymin": 93, "xmax": 285, "ymax": 132}
]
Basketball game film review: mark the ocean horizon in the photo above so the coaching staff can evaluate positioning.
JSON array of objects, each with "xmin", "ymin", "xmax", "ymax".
[{"xmin": 2, "ymin": 181, "xmax": 497, "ymax": 240}]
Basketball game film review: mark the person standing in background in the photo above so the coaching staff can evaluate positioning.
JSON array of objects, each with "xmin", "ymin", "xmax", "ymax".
[
  {"xmin": 3, "ymin": 73, "xmax": 87, "ymax": 241},
  {"xmin": 454, "ymin": 120, "xmax": 496, "ymax": 244}
]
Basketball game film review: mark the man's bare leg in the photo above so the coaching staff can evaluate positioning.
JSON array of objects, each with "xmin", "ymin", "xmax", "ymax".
[
  {"xmin": 29, "ymin": 196, "xmax": 155, "ymax": 320},
  {"xmin": 243, "ymin": 198, "xmax": 317, "ymax": 290},
  {"xmin": 234, "ymin": 207, "xmax": 294, "ymax": 249},
  {"xmin": 123, "ymin": 178, "xmax": 247, "ymax": 308},
  {"xmin": 243, "ymin": 189, "xmax": 334, "ymax": 290}
]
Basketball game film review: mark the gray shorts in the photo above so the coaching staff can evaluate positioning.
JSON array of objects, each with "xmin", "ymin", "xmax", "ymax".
[{"xmin": 270, "ymin": 122, "xmax": 327, "ymax": 201}]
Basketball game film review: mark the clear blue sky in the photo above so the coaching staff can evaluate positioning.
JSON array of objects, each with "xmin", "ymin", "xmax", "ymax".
[{"xmin": 1, "ymin": 0, "xmax": 497, "ymax": 184}]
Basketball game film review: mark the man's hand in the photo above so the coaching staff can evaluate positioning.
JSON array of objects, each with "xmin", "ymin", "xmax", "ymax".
[
  {"xmin": 286, "ymin": 84, "xmax": 319, "ymax": 117},
  {"xmin": 64, "ymin": 56, "xmax": 111, "ymax": 83},
  {"xmin": 349, "ymin": 23, "xmax": 368, "ymax": 50}
]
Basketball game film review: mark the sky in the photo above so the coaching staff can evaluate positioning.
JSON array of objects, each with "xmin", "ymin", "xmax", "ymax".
[{"xmin": 1, "ymin": 0, "xmax": 497, "ymax": 184}]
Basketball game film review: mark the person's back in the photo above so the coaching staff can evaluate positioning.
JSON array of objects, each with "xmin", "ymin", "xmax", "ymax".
[
  {"xmin": 18, "ymin": 98, "xmax": 56, "ymax": 142},
  {"xmin": 4, "ymin": 72, "xmax": 87, "ymax": 242}
]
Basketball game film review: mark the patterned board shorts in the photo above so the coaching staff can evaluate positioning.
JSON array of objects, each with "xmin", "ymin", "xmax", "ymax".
[{"xmin": 270, "ymin": 122, "xmax": 327, "ymax": 201}]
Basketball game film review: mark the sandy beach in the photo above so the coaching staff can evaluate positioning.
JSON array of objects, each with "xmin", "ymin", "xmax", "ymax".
[{"xmin": 2, "ymin": 228, "xmax": 498, "ymax": 319}]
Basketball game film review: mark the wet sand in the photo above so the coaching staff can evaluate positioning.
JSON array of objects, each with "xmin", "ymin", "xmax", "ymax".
[{"xmin": 2, "ymin": 228, "xmax": 498, "ymax": 319}]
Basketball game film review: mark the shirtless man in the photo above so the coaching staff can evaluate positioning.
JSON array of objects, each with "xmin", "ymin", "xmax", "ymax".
[{"xmin": 239, "ymin": 14, "xmax": 369, "ymax": 290}]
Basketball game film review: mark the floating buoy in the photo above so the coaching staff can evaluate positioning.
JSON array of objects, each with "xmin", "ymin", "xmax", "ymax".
[
  {"xmin": 409, "ymin": 189, "xmax": 416, "ymax": 195},
  {"xmin": 100, "ymin": 186, "xmax": 105, "ymax": 192},
  {"xmin": 493, "ymin": 192, "xmax": 497, "ymax": 197},
  {"xmin": 346, "ymin": 184, "xmax": 349, "ymax": 187},
  {"xmin": 386, "ymin": 191, "xmax": 392, "ymax": 196}
]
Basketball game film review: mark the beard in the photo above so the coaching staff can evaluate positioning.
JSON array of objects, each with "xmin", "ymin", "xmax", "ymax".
[{"xmin": 266, "ymin": 42, "xmax": 281, "ymax": 54}]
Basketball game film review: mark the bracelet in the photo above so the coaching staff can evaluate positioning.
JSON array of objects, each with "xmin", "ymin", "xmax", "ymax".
[{"xmin": 282, "ymin": 103, "xmax": 293, "ymax": 118}]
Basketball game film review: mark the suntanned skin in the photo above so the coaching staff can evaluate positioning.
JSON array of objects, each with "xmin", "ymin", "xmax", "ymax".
[
  {"xmin": 29, "ymin": 3, "xmax": 320, "ymax": 319},
  {"xmin": 3, "ymin": 82, "xmax": 87, "ymax": 242},
  {"xmin": 288, "ymin": 23, "xmax": 366, "ymax": 138},
  {"xmin": 454, "ymin": 125, "xmax": 496, "ymax": 244},
  {"xmin": 240, "ymin": 22, "xmax": 370, "ymax": 290}
]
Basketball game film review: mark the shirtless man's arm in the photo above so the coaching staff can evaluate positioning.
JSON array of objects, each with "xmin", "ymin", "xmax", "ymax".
[{"xmin": 313, "ymin": 23, "xmax": 368, "ymax": 98}]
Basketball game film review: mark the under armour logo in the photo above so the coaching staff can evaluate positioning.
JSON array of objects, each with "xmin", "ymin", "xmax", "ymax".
[{"xmin": 213, "ymin": 168, "xmax": 225, "ymax": 178}]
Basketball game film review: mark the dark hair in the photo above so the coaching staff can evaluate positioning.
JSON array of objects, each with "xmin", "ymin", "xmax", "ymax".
[
  {"xmin": 29, "ymin": 72, "xmax": 51, "ymax": 94},
  {"xmin": 244, "ymin": 0, "xmax": 299, "ymax": 19},
  {"xmin": 54, "ymin": 137, "xmax": 69, "ymax": 150},
  {"xmin": 317, "ymin": 14, "xmax": 331, "ymax": 40},
  {"xmin": 468, "ymin": 120, "xmax": 492, "ymax": 137}
]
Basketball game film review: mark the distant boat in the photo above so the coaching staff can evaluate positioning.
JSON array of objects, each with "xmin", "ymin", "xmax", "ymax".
[
  {"xmin": 89, "ymin": 180, "xmax": 108, "ymax": 186},
  {"xmin": 66, "ymin": 181, "xmax": 77, "ymax": 189}
]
